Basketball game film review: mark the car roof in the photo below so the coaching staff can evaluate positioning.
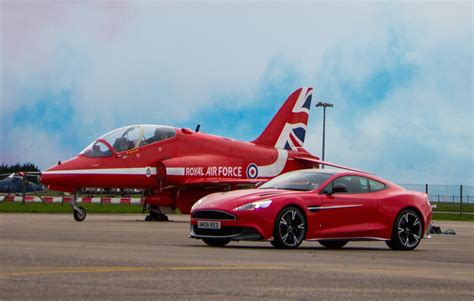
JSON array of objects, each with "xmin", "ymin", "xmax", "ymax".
[
  {"xmin": 295, "ymin": 168, "xmax": 352, "ymax": 175},
  {"xmin": 293, "ymin": 168, "xmax": 378, "ymax": 177}
]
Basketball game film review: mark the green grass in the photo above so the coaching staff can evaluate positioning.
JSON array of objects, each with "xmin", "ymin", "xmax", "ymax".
[
  {"xmin": 432, "ymin": 212, "xmax": 474, "ymax": 222},
  {"xmin": 432, "ymin": 202, "xmax": 474, "ymax": 213},
  {"xmin": 0, "ymin": 202, "xmax": 144, "ymax": 214},
  {"xmin": 1, "ymin": 201, "xmax": 473, "ymax": 222}
]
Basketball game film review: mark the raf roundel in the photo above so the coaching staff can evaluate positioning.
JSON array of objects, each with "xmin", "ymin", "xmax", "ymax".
[{"xmin": 246, "ymin": 163, "xmax": 258, "ymax": 179}]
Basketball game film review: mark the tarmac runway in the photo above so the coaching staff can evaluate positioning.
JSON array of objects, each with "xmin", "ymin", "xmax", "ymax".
[{"xmin": 0, "ymin": 213, "xmax": 472, "ymax": 300}]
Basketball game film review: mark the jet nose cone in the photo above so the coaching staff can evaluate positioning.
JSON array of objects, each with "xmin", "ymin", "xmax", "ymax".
[
  {"xmin": 40, "ymin": 163, "xmax": 65, "ymax": 186},
  {"xmin": 39, "ymin": 169, "xmax": 52, "ymax": 186},
  {"xmin": 40, "ymin": 157, "xmax": 81, "ymax": 192}
]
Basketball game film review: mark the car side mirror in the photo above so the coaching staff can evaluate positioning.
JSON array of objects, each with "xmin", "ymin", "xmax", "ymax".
[{"xmin": 330, "ymin": 183, "xmax": 348, "ymax": 195}]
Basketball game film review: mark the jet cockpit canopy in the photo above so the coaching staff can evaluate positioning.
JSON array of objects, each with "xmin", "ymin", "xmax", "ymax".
[{"xmin": 80, "ymin": 125, "xmax": 176, "ymax": 158}]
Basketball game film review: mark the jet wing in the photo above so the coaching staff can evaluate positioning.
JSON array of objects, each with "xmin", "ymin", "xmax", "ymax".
[
  {"xmin": 183, "ymin": 178, "xmax": 268, "ymax": 186},
  {"xmin": 294, "ymin": 156, "xmax": 373, "ymax": 174}
]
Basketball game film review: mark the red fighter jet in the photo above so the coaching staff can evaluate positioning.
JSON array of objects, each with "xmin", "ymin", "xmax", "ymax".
[{"xmin": 40, "ymin": 87, "xmax": 362, "ymax": 222}]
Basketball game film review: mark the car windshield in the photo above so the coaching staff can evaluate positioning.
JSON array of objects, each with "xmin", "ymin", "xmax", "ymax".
[
  {"xmin": 80, "ymin": 125, "xmax": 176, "ymax": 156},
  {"xmin": 259, "ymin": 170, "xmax": 333, "ymax": 191}
]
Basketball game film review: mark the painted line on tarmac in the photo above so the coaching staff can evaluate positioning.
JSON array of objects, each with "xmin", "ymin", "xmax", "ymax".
[
  {"xmin": 0, "ymin": 266, "xmax": 288, "ymax": 278},
  {"xmin": 163, "ymin": 266, "xmax": 287, "ymax": 271},
  {"xmin": 0, "ymin": 267, "xmax": 150, "ymax": 277}
]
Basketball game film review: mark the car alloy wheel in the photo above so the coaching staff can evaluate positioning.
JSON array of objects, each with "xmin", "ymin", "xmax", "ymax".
[
  {"xmin": 272, "ymin": 206, "xmax": 306, "ymax": 249},
  {"xmin": 387, "ymin": 209, "xmax": 422, "ymax": 250}
]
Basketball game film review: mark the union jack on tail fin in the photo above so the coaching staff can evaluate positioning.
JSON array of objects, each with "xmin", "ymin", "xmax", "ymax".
[{"xmin": 252, "ymin": 87, "xmax": 312, "ymax": 151}]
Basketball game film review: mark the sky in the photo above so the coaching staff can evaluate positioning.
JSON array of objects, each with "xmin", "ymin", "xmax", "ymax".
[{"xmin": 0, "ymin": 1, "xmax": 472, "ymax": 185}]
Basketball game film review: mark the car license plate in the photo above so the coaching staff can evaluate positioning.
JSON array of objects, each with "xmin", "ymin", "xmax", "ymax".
[{"xmin": 198, "ymin": 220, "xmax": 221, "ymax": 229}]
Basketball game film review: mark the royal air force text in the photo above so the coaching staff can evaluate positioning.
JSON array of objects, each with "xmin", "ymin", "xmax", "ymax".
[{"xmin": 185, "ymin": 166, "xmax": 243, "ymax": 177}]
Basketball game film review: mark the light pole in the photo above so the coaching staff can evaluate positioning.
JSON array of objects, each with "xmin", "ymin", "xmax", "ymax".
[{"xmin": 315, "ymin": 101, "xmax": 334, "ymax": 168}]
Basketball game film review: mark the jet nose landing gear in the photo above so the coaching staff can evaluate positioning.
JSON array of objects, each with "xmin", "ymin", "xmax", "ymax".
[
  {"xmin": 73, "ymin": 206, "xmax": 87, "ymax": 222},
  {"xmin": 71, "ymin": 192, "xmax": 87, "ymax": 222}
]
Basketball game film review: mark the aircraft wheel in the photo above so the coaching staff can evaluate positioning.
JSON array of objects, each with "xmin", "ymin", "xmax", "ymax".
[
  {"xmin": 319, "ymin": 240, "xmax": 348, "ymax": 249},
  {"xmin": 387, "ymin": 209, "xmax": 422, "ymax": 251},
  {"xmin": 202, "ymin": 238, "xmax": 231, "ymax": 247},
  {"xmin": 271, "ymin": 206, "xmax": 306, "ymax": 249},
  {"xmin": 73, "ymin": 206, "xmax": 87, "ymax": 222},
  {"xmin": 150, "ymin": 210, "xmax": 169, "ymax": 221}
]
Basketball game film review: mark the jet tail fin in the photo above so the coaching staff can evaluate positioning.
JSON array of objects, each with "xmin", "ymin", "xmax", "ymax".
[{"xmin": 252, "ymin": 87, "xmax": 313, "ymax": 151}]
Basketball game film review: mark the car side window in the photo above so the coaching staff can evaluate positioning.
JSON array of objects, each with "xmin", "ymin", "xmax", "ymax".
[
  {"xmin": 322, "ymin": 176, "xmax": 369, "ymax": 194},
  {"xmin": 368, "ymin": 179, "xmax": 386, "ymax": 192}
]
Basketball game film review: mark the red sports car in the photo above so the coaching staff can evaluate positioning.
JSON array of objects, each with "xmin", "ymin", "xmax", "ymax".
[{"xmin": 190, "ymin": 169, "xmax": 432, "ymax": 250}]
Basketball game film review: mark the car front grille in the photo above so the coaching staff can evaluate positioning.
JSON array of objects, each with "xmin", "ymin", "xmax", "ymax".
[
  {"xmin": 192, "ymin": 225, "xmax": 261, "ymax": 239},
  {"xmin": 191, "ymin": 210, "xmax": 236, "ymax": 220},
  {"xmin": 192, "ymin": 225, "xmax": 242, "ymax": 237}
]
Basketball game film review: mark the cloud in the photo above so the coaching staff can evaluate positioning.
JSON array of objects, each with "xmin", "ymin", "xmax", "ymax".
[
  {"xmin": 0, "ymin": 125, "xmax": 73, "ymax": 169},
  {"xmin": 304, "ymin": 12, "xmax": 473, "ymax": 185},
  {"xmin": 0, "ymin": 1, "xmax": 472, "ymax": 184}
]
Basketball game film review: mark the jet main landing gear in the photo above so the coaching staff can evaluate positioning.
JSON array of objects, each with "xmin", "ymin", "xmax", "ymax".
[{"xmin": 143, "ymin": 204, "xmax": 169, "ymax": 222}]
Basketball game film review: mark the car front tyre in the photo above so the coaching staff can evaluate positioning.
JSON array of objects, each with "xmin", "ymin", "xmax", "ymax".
[
  {"xmin": 271, "ymin": 206, "xmax": 306, "ymax": 249},
  {"xmin": 387, "ymin": 209, "xmax": 423, "ymax": 251}
]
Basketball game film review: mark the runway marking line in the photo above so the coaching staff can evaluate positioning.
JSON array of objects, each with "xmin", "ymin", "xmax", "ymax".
[{"xmin": 0, "ymin": 266, "xmax": 288, "ymax": 278}]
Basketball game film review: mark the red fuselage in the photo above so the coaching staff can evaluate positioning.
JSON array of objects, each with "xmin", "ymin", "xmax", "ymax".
[
  {"xmin": 41, "ymin": 87, "xmax": 320, "ymax": 214},
  {"xmin": 41, "ymin": 127, "xmax": 318, "ymax": 213}
]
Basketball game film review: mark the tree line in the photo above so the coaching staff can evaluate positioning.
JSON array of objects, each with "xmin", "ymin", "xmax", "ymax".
[{"xmin": 0, "ymin": 163, "xmax": 40, "ymax": 175}]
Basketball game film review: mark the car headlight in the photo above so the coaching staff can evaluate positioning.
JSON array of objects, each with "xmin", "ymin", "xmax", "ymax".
[
  {"xmin": 233, "ymin": 199, "xmax": 272, "ymax": 211},
  {"xmin": 191, "ymin": 197, "xmax": 206, "ymax": 211}
]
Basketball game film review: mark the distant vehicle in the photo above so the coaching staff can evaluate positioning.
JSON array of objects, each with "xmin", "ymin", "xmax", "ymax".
[
  {"xmin": 0, "ymin": 174, "xmax": 44, "ymax": 193},
  {"xmin": 190, "ymin": 169, "xmax": 432, "ymax": 250},
  {"xmin": 40, "ymin": 87, "xmax": 364, "ymax": 222}
]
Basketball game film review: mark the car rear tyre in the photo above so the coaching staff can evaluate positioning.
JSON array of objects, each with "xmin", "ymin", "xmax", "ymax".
[
  {"xmin": 319, "ymin": 240, "xmax": 348, "ymax": 249},
  {"xmin": 388, "ymin": 209, "xmax": 423, "ymax": 251},
  {"xmin": 202, "ymin": 238, "xmax": 231, "ymax": 247},
  {"xmin": 271, "ymin": 206, "xmax": 306, "ymax": 249},
  {"xmin": 385, "ymin": 240, "xmax": 395, "ymax": 249}
]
